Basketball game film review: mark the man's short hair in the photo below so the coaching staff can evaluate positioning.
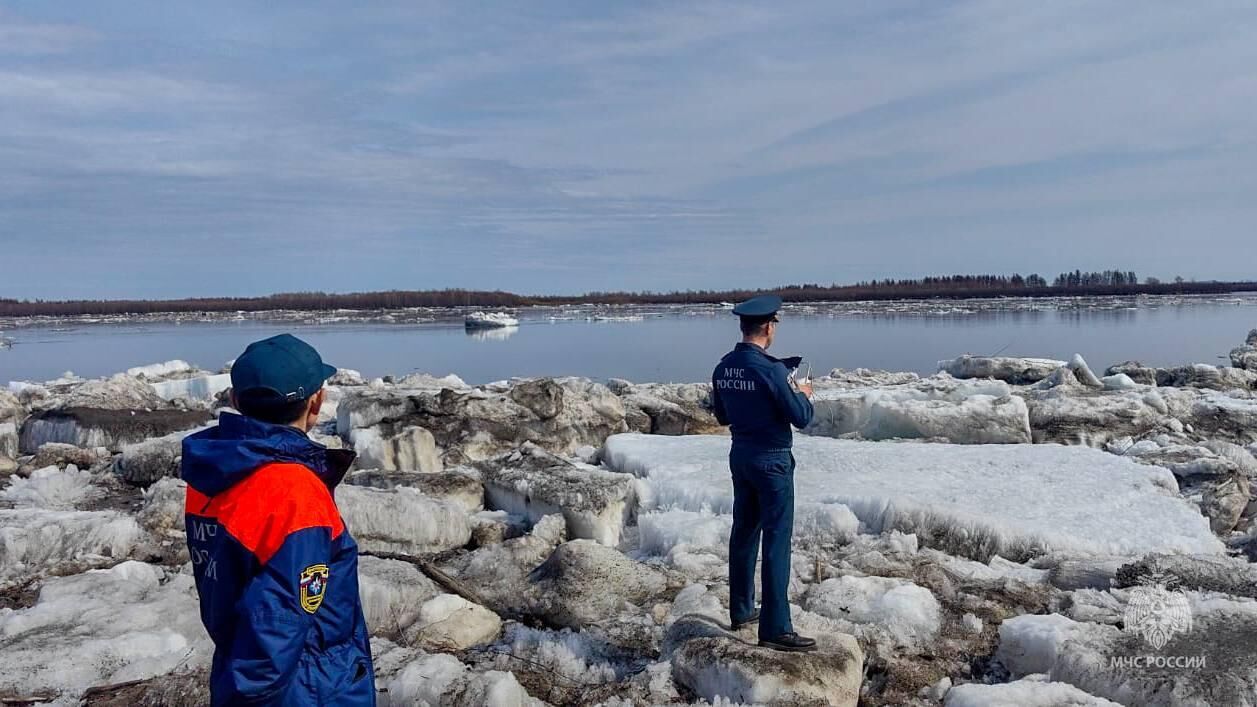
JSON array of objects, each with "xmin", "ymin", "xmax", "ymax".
[
  {"xmin": 235, "ymin": 394, "xmax": 312, "ymax": 425},
  {"xmin": 740, "ymin": 315, "xmax": 774, "ymax": 337}
]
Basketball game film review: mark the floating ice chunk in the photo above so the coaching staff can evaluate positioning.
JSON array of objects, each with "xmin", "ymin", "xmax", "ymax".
[
  {"xmin": 603, "ymin": 434, "xmax": 1222, "ymax": 561},
  {"xmin": 946, "ymin": 677, "xmax": 1121, "ymax": 706},
  {"xmin": 1, "ymin": 465, "xmax": 102, "ymax": 510},
  {"xmin": 0, "ymin": 561, "xmax": 211, "ymax": 703},
  {"xmin": 804, "ymin": 575, "xmax": 941, "ymax": 649}
]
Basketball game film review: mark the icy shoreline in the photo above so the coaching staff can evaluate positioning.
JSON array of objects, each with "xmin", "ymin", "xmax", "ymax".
[{"xmin": 2, "ymin": 331, "xmax": 1257, "ymax": 705}]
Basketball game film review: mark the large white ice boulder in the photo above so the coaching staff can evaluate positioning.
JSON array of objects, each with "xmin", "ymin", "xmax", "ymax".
[
  {"xmin": 804, "ymin": 575, "xmax": 942, "ymax": 650},
  {"xmin": 405, "ymin": 594, "xmax": 502, "ymax": 651},
  {"xmin": 603, "ymin": 433, "xmax": 1223, "ymax": 561}
]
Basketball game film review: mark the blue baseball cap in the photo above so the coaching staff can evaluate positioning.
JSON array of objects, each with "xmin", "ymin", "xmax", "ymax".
[
  {"xmin": 732, "ymin": 295, "xmax": 783, "ymax": 318},
  {"xmin": 230, "ymin": 334, "xmax": 336, "ymax": 407}
]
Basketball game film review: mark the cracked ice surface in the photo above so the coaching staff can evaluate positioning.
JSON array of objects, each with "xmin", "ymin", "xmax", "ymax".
[{"xmin": 603, "ymin": 434, "xmax": 1223, "ymax": 561}]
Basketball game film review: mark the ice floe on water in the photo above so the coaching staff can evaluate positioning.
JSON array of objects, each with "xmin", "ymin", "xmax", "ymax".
[{"xmin": 604, "ymin": 433, "xmax": 1223, "ymax": 560}]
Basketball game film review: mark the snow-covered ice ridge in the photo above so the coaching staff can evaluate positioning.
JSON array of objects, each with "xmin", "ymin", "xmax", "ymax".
[{"xmin": 605, "ymin": 433, "xmax": 1222, "ymax": 561}]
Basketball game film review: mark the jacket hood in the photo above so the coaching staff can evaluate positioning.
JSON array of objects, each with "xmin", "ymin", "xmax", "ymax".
[{"xmin": 181, "ymin": 412, "xmax": 355, "ymax": 497}]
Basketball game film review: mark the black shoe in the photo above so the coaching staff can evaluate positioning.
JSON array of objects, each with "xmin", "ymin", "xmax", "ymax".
[
  {"xmin": 730, "ymin": 609, "xmax": 760, "ymax": 631},
  {"xmin": 758, "ymin": 632, "xmax": 817, "ymax": 652}
]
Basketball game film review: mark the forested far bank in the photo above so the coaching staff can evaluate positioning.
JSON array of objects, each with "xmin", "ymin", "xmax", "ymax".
[{"xmin": 2, "ymin": 272, "xmax": 1255, "ymax": 317}]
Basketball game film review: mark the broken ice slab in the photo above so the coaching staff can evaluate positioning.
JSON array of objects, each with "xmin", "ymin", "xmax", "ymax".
[
  {"xmin": 602, "ymin": 433, "xmax": 1223, "ymax": 562},
  {"xmin": 19, "ymin": 407, "xmax": 212, "ymax": 454},
  {"xmin": 807, "ymin": 376, "xmax": 1031, "ymax": 444},
  {"xmin": 475, "ymin": 444, "xmax": 637, "ymax": 546},
  {"xmin": 148, "ymin": 373, "xmax": 231, "ymax": 402},
  {"xmin": 336, "ymin": 485, "xmax": 472, "ymax": 555}
]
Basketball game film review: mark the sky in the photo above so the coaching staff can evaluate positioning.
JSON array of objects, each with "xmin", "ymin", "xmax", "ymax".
[{"xmin": 1, "ymin": 1, "xmax": 1256, "ymax": 300}]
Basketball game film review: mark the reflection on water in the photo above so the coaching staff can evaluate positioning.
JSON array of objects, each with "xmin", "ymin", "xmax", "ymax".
[
  {"xmin": 1, "ymin": 294, "xmax": 1254, "ymax": 384},
  {"xmin": 466, "ymin": 326, "xmax": 518, "ymax": 342}
]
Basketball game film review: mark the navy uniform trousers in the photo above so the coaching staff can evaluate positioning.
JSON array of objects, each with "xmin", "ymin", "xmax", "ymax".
[{"xmin": 728, "ymin": 448, "xmax": 795, "ymax": 640}]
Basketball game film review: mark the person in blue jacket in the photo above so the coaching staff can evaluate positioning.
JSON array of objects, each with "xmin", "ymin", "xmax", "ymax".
[
  {"xmin": 182, "ymin": 334, "xmax": 375, "ymax": 705},
  {"xmin": 711, "ymin": 295, "xmax": 816, "ymax": 652}
]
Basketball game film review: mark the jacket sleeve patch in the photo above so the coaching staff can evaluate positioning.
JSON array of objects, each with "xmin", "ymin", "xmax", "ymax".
[{"xmin": 299, "ymin": 563, "xmax": 329, "ymax": 613}]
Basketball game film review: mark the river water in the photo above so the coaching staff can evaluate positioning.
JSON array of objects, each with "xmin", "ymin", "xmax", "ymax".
[{"xmin": 2, "ymin": 294, "xmax": 1255, "ymax": 385}]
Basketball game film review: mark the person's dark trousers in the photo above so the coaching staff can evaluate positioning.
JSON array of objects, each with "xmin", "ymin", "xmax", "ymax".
[{"xmin": 728, "ymin": 448, "xmax": 795, "ymax": 641}]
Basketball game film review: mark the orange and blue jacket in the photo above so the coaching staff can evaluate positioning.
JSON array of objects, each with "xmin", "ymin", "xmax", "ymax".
[{"xmin": 182, "ymin": 412, "xmax": 375, "ymax": 706}]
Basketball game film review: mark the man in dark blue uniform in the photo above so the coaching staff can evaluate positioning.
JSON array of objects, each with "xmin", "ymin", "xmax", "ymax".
[{"xmin": 711, "ymin": 295, "xmax": 816, "ymax": 652}]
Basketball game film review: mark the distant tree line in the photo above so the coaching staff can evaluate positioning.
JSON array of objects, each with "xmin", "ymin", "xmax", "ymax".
[{"xmin": 2, "ymin": 273, "xmax": 1254, "ymax": 317}]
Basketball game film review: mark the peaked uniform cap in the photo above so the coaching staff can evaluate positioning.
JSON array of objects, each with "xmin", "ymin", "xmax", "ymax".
[{"xmin": 732, "ymin": 295, "xmax": 783, "ymax": 317}]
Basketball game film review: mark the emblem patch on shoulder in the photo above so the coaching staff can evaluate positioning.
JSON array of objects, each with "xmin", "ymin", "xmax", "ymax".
[{"xmin": 299, "ymin": 564, "xmax": 330, "ymax": 614}]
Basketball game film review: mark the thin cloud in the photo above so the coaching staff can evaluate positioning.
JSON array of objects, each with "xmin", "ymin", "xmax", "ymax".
[{"xmin": 1, "ymin": 1, "xmax": 1255, "ymax": 299}]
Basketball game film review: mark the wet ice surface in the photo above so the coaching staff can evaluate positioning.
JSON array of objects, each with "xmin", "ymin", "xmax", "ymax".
[{"xmin": 2, "ymin": 324, "xmax": 1257, "ymax": 705}]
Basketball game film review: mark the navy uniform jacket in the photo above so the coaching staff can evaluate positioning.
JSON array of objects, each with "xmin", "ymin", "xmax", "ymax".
[
  {"xmin": 182, "ymin": 413, "xmax": 375, "ymax": 706},
  {"xmin": 712, "ymin": 342, "xmax": 814, "ymax": 452}
]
